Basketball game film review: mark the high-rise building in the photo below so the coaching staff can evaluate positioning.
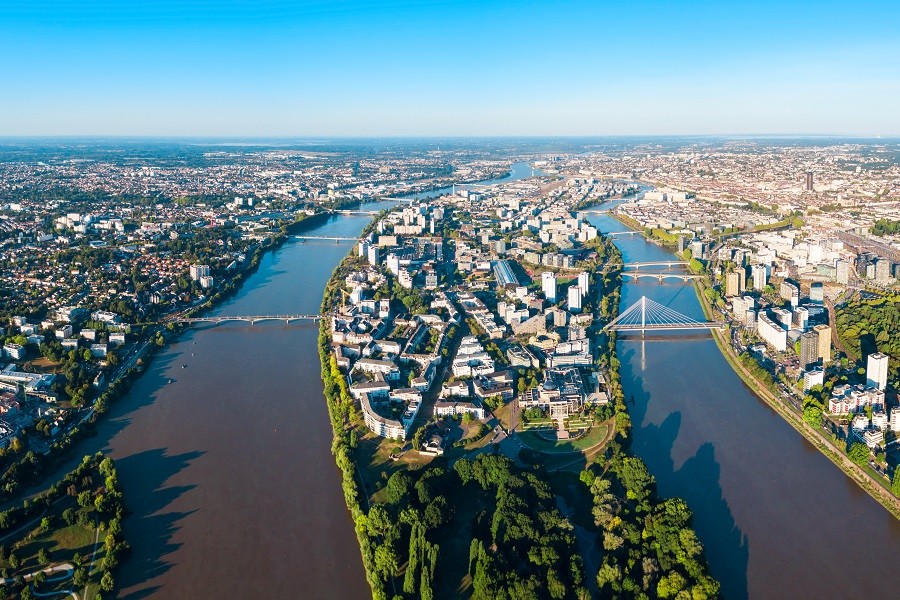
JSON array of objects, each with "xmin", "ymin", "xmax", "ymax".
[
  {"xmin": 386, "ymin": 253, "xmax": 400, "ymax": 275},
  {"xmin": 867, "ymin": 352, "xmax": 889, "ymax": 391},
  {"xmin": 799, "ymin": 331, "xmax": 819, "ymax": 370},
  {"xmin": 577, "ymin": 271, "xmax": 590, "ymax": 297},
  {"xmin": 542, "ymin": 271, "xmax": 557, "ymax": 303},
  {"xmin": 367, "ymin": 245, "xmax": 380, "ymax": 266},
  {"xmin": 835, "ymin": 259, "xmax": 849, "ymax": 285},
  {"xmin": 813, "ymin": 324, "xmax": 831, "ymax": 363},
  {"xmin": 805, "ymin": 170, "xmax": 814, "ymax": 192},
  {"xmin": 189, "ymin": 264, "xmax": 210, "ymax": 281},
  {"xmin": 758, "ymin": 312, "xmax": 787, "ymax": 352},
  {"xmin": 780, "ymin": 280, "xmax": 800, "ymax": 307},
  {"xmin": 752, "ymin": 264, "xmax": 768, "ymax": 290},
  {"xmin": 568, "ymin": 285, "xmax": 582, "ymax": 313},
  {"xmin": 725, "ymin": 271, "xmax": 740, "ymax": 297},
  {"xmin": 875, "ymin": 258, "xmax": 892, "ymax": 283},
  {"xmin": 810, "ymin": 282, "xmax": 824, "ymax": 304}
]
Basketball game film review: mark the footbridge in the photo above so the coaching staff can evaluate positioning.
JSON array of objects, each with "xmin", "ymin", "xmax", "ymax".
[
  {"xmin": 603, "ymin": 296, "xmax": 723, "ymax": 336},
  {"xmin": 174, "ymin": 314, "xmax": 323, "ymax": 325}
]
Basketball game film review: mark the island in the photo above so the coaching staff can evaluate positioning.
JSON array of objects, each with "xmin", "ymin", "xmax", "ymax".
[{"xmin": 318, "ymin": 175, "xmax": 720, "ymax": 598}]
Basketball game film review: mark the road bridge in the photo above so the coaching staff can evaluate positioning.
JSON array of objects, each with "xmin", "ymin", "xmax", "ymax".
[
  {"xmin": 174, "ymin": 315, "xmax": 323, "ymax": 325},
  {"xmin": 623, "ymin": 261, "xmax": 689, "ymax": 269},
  {"xmin": 331, "ymin": 209, "xmax": 380, "ymax": 216},
  {"xmin": 622, "ymin": 272, "xmax": 703, "ymax": 282},
  {"xmin": 293, "ymin": 236, "xmax": 357, "ymax": 242}
]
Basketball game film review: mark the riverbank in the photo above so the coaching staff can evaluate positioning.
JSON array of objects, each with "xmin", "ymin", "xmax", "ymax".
[
  {"xmin": 612, "ymin": 202, "xmax": 900, "ymax": 519},
  {"xmin": 692, "ymin": 279, "xmax": 900, "ymax": 520}
]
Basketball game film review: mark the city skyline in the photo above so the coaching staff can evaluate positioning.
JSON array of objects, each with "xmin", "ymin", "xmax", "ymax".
[{"xmin": 2, "ymin": 0, "xmax": 899, "ymax": 136}]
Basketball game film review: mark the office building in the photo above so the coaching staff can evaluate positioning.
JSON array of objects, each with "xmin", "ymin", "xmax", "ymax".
[
  {"xmin": 799, "ymin": 331, "xmax": 819, "ymax": 370},
  {"xmin": 542, "ymin": 271, "xmax": 557, "ymax": 303},
  {"xmin": 867, "ymin": 352, "xmax": 889, "ymax": 391},
  {"xmin": 806, "ymin": 170, "xmax": 814, "ymax": 192},
  {"xmin": 813, "ymin": 324, "xmax": 831, "ymax": 363}
]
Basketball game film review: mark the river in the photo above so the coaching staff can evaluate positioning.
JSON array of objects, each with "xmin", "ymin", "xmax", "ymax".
[
  {"xmin": 586, "ymin": 206, "xmax": 900, "ymax": 599},
  {"xmin": 42, "ymin": 163, "xmax": 536, "ymax": 598}
]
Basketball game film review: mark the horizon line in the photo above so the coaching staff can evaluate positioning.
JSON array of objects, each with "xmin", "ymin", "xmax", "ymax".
[{"xmin": 0, "ymin": 133, "xmax": 897, "ymax": 141}]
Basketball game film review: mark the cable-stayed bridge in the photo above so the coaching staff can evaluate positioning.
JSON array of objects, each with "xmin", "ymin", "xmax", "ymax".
[{"xmin": 603, "ymin": 296, "xmax": 724, "ymax": 336}]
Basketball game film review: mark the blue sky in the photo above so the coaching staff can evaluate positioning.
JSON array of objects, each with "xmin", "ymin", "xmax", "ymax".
[{"xmin": 0, "ymin": 0, "xmax": 898, "ymax": 136}]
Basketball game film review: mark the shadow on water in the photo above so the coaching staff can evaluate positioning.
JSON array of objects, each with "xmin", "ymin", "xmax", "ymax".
[
  {"xmin": 116, "ymin": 448, "xmax": 204, "ymax": 600},
  {"xmin": 621, "ymin": 345, "xmax": 750, "ymax": 600}
]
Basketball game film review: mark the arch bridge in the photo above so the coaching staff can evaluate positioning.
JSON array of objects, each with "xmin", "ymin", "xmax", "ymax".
[{"xmin": 621, "ymin": 272, "xmax": 703, "ymax": 282}]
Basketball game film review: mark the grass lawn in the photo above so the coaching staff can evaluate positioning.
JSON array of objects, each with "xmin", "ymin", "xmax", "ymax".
[
  {"xmin": 9, "ymin": 521, "xmax": 97, "ymax": 571},
  {"xmin": 355, "ymin": 428, "xmax": 434, "ymax": 504},
  {"xmin": 493, "ymin": 402, "xmax": 515, "ymax": 430},
  {"xmin": 518, "ymin": 423, "xmax": 610, "ymax": 454}
]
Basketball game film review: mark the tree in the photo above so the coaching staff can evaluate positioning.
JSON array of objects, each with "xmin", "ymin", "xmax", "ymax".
[
  {"xmin": 73, "ymin": 567, "xmax": 88, "ymax": 587},
  {"xmin": 100, "ymin": 570, "xmax": 115, "ymax": 592},
  {"xmin": 8, "ymin": 552, "xmax": 19, "ymax": 569},
  {"xmin": 385, "ymin": 471, "xmax": 412, "ymax": 505},
  {"xmin": 37, "ymin": 548, "xmax": 50, "ymax": 565},
  {"xmin": 848, "ymin": 442, "xmax": 869, "ymax": 467},
  {"xmin": 892, "ymin": 470, "xmax": 900, "ymax": 498}
]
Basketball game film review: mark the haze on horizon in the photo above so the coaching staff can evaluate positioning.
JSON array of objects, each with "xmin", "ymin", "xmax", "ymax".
[{"xmin": 2, "ymin": 0, "xmax": 898, "ymax": 138}]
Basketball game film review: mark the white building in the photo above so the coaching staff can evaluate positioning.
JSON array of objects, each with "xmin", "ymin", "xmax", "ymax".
[
  {"xmin": 568, "ymin": 285, "xmax": 582, "ymax": 313},
  {"xmin": 577, "ymin": 271, "xmax": 590, "ymax": 297},
  {"xmin": 866, "ymin": 352, "xmax": 889, "ymax": 391},
  {"xmin": 803, "ymin": 368, "xmax": 824, "ymax": 391},
  {"xmin": 752, "ymin": 264, "xmax": 768, "ymax": 290},
  {"xmin": 757, "ymin": 312, "xmax": 787, "ymax": 352},
  {"xmin": 542, "ymin": 271, "xmax": 557, "ymax": 303},
  {"xmin": 189, "ymin": 264, "xmax": 210, "ymax": 281}
]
